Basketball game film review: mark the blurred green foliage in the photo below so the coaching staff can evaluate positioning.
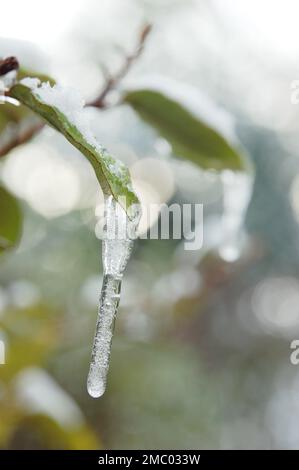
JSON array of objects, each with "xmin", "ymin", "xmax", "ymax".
[
  {"xmin": 125, "ymin": 88, "xmax": 247, "ymax": 171},
  {"xmin": 0, "ymin": 186, "xmax": 22, "ymax": 254}
]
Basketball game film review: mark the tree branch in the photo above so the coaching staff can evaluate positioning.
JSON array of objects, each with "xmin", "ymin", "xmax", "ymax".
[
  {"xmin": 0, "ymin": 121, "xmax": 44, "ymax": 158},
  {"xmin": 88, "ymin": 23, "xmax": 152, "ymax": 108}
]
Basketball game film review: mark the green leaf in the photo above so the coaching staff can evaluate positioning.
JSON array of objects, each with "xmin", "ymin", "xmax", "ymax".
[
  {"xmin": 124, "ymin": 87, "xmax": 249, "ymax": 172},
  {"xmin": 0, "ymin": 185, "xmax": 22, "ymax": 254},
  {"xmin": 9, "ymin": 83, "xmax": 139, "ymax": 215}
]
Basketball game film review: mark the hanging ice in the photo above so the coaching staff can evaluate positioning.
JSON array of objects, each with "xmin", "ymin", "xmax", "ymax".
[
  {"xmin": 219, "ymin": 170, "xmax": 253, "ymax": 262},
  {"xmin": 87, "ymin": 196, "xmax": 139, "ymax": 398},
  {"xmin": 15, "ymin": 79, "xmax": 140, "ymax": 398}
]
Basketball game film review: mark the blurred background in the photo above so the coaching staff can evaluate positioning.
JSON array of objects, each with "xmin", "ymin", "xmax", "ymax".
[{"xmin": 1, "ymin": 0, "xmax": 299, "ymax": 449}]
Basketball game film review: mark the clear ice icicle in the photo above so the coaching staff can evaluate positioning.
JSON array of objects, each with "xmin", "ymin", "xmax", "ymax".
[
  {"xmin": 219, "ymin": 170, "xmax": 253, "ymax": 262},
  {"xmin": 87, "ymin": 196, "xmax": 139, "ymax": 398}
]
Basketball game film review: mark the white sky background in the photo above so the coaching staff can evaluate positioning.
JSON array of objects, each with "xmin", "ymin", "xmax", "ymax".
[
  {"xmin": 1, "ymin": 0, "xmax": 299, "ymax": 58},
  {"xmin": 0, "ymin": 0, "xmax": 85, "ymax": 46},
  {"xmin": 2, "ymin": 0, "xmax": 298, "ymax": 123},
  {"xmin": 215, "ymin": 0, "xmax": 299, "ymax": 62}
]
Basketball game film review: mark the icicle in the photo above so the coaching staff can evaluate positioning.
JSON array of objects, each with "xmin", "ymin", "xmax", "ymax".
[
  {"xmin": 219, "ymin": 170, "xmax": 253, "ymax": 262},
  {"xmin": 87, "ymin": 196, "xmax": 139, "ymax": 398}
]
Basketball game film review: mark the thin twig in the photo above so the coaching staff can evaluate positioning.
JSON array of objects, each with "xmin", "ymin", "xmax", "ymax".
[
  {"xmin": 89, "ymin": 23, "xmax": 152, "ymax": 108},
  {"xmin": 0, "ymin": 122, "xmax": 44, "ymax": 158}
]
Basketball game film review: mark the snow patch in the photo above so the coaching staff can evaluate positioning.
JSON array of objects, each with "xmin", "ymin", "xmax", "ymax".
[{"xmin": 20, "ymin": 79, "xmax": 105, "ymax": 152}]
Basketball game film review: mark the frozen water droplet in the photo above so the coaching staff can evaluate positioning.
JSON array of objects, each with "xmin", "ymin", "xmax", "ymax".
[
  {"xmin": 87, "ymin": 196, "xmax": 139, "ymax": 398},
  {"xmin": 219, "ymin": 170, "xmax": 253, "ymax": 262}
]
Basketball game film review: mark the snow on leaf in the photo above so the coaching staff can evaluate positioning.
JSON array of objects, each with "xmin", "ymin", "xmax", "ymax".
[{"xmin": 9, "ymin": 80, "xmax": 139, "ymax": 216}]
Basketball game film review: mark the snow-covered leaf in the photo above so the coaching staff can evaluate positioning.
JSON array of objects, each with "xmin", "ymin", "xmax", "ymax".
[
  {"xmin": 17, "ymin": 67, "xmax": 55, "ymax": 86},
  {"xmin": 9, "ymin": 81, "xmax": 139, "ymax": 215}
]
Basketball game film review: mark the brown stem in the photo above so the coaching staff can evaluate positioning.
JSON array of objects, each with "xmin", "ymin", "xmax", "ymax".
[
  {"xmin": 0, "ymin": 57, "xmax": 19, "ymax": 76},
  {"xmin": 0, "ymin": 122, "xmax": 44, "ymax": 158},
  {"xmin": 88, "ymin": 23, "xmax": 152, "ymax": 108}
]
